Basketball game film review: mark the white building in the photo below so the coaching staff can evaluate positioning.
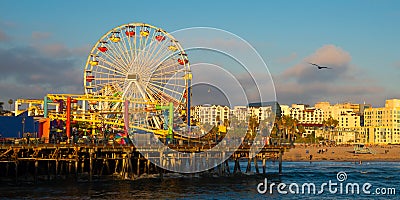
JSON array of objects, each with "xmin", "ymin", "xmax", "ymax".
[
  {"xmin": 280, "ymin": 105, "xmax": 290, "ymax": 116},
  {"xmin": 249, "ymin": 106, "xmax": 272, "ymax": 122},
  {"xmin": 231, "ymin": 106, "xmax": 248, "ymax": 121},
  {"xmin": 191, "ymin": 104, "xmax": 230, "ymax": 125},
  {"xmin": 280, "ymin": 104, "xmax": 323, "ymax": 137},
  {"xmin": 192, "ymin": 105, "xmax": 272, "ymax": 127},
  {"xmin": 231, "ymin": 106, "xmax": 272, "ymax": 122}
]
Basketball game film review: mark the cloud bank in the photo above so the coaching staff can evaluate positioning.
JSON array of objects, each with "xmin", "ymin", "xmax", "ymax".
[
  {"xmin": 0, "ymin": 29, "xmax": 85, "ymax": 103},
  {"xmin": 275, "ymin": 44, "xmax": 386, "ymax": 106}
]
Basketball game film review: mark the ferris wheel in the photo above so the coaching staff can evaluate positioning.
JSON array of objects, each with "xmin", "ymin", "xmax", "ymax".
[{"xmin": 83, "ymin": 22, "xmax": 191, "ymax": 131}]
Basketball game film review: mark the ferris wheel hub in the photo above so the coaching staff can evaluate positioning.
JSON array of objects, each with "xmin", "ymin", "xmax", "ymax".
[{"xmin": 127, "ymin": 73, "xmax": 139, "ymax": 81}]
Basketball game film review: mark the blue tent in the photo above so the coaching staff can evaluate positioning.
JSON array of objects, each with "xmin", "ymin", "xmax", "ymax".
[{"xmin": 0, "ymin": 112, "xmax": 38, "ymax": 138}]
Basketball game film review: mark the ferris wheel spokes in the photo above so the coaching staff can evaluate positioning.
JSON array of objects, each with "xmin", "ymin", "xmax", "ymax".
[{"xmin": 84, "ymin": 22, "xmax": 191, "ymax": 133}]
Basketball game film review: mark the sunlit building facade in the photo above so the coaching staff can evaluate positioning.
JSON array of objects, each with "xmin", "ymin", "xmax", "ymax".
[
  {"xmin": 364, "ymin": 99, "xmax": 400, "ymax": 144},
  {"xmin": 314, "ymin": 102, "xmax": 362, "ymax": 144}
]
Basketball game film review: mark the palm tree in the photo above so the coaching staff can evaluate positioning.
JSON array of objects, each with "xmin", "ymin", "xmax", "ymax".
[
  {"xmin": 297, "ymin": 125, "xmax": 306, "ymax": 139},
  {"xmin": 0, "ymin": 102, "xmax": 4, "ymax": 114},
  {"xmin": 322, "ymin": 116, "xmax": 339, "ymax": 140},
  {"xmin": 323, "ymin": 116, "xmax": 339, "ymax": 128},
  {"xmin": 288, "ymin": 117, "xmax": 298, "ymax": 143},
  {"xmin": 248, "ymin": 115, "xmax": 259, "ymax": 137},
  {"xmin": 283, "ymin": 115, "xmax": 299, "ymax": 143},
  {"xmin": 8, "ymin": 99, "xmax": 13, "ymax": 112},
  {"xmin": 271, "ymin": 121, "xmax": 279, "ymax": 138},
  {"xmin": 270, "ymin": 115, "xmax": 299, "ymax": 145}
]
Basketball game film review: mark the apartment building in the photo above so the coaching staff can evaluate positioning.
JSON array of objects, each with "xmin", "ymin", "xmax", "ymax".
[
  {"xmin": 191, "ymin": 104, "xmax": 230, "ymax": 125},
  {"xmin": 192, "ymin": 104, "xmax": 272, "ymax": 127},
  {"xmin": 280, "ymin": 104, "xmax": 323, "ymax": 137},
  {"xmin": 364, "ymin": 99, "xmax": 400, "ymax": 144}
]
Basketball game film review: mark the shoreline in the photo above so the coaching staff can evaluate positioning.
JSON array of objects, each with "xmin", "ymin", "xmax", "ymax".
[{"xmin": 283, "ymin": 145, "xmax": 400, "ymax": 162}]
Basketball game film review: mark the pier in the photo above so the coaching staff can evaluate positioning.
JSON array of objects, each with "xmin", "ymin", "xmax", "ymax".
[{"xmin": 0, "ymin": 143, "xmax": 288, "ymax": 183}]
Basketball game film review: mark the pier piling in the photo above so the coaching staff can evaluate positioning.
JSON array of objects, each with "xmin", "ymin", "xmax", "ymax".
[{"xmin": 278, "ymin": 150, "xmax": 283, "ymax": 174}]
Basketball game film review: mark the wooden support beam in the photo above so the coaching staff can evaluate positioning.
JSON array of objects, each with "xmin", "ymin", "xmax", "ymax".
[
  {"xmin": 55, "ymin": 160, "xmax": 59, "ymax": 177},
  {"xmin": 262, "ymin": 157, "xmax": 266, "ymax": 174},
  {"xmin": 35, "ymin": 160, "xmax": 38, "ymax": 184},
  {"xmin": 75, "ymin": 160, "xmax": 78, "ymax": 178},
  {"xmin": 278, "ymin": 150, "xmax": 283, "ymax": 174},
  {"xmin": 225, "ymin": 160, "xmax": 230, "ymax": 174},
  {"xmin": 246, "ymin": 158, "xmax": 252, "ymax": 173},
  {"xmin": 136, "ymin": 155, "xmax": 140, "ymax": 176},
  {"xmin": 15, "ymin": 161, "xmax": 18, "ymax": 184},
  {"xmin": 254, "ymin": 157, "xmax": 259, "ymax": 174},
  {"xmin": 89, "ymin": 152, "xmax": 93, "ymax": 182}
]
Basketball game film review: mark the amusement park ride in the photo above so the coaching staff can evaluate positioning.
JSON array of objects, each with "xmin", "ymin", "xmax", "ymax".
[{"xmin": 15, "ymin": 23, "xmax": 193, "ymax": 143}]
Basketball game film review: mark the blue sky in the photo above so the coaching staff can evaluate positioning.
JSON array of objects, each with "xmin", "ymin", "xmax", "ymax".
[{"xmin": 0, "ymin": 0, "xmax": 399, "ymax": 107}]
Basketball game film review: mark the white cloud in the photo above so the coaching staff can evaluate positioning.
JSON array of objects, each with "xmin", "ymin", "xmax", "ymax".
[
  {"xmin": 306, "ymin": 44, "xmax": 351, "ymax": 66},
  {"xmin": 281, "ymin": 44, "xmax": 351, "ymax": 83}
]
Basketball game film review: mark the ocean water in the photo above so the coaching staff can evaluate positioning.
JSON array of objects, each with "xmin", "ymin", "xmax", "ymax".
[{"xmin": 0, "ymin": 161, "xmax": 399, "ymax": 199}]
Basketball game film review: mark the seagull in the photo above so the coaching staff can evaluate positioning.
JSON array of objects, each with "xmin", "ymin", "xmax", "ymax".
[{"xmin": 308, "ymin": 62, "xmax": 332, "ymax": 69}]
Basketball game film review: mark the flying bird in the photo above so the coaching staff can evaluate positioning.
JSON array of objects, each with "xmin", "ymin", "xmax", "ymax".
[{"xmin": 308, "ymin": 62, "xmax": 332, "ymax": 69}]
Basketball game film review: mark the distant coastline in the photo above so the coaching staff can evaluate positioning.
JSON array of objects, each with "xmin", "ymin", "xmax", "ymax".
[{"xmin": 284, "ymin": 145, "xmax": 400, "ymax": 162}]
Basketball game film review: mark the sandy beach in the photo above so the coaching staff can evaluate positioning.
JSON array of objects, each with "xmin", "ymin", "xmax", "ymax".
[{"xmin": 284, "ymin": 144, "xmax": 400, "ymax": 162}]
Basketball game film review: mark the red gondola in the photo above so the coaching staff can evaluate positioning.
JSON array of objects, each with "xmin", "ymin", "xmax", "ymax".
[
  {"xmin": 98, "ymin": 41, "xmax": 108, "ymax": 52},
  {"xmin": 86, "ymin": 75, "xmax": 95, "ymax": 82},
  {"xmin": 178, "ymin": 58, "xmax": 189, "ymax": 65},
  {"xmin": 155, "ymin": 35, "xmax": 165, "ymax": 42},
  {"xmin": 125, "ymin": 25, "xmax": 135, "ymax": 37},
  {"xmin": 125, "ymin": 31, "xmax": 135, "ymax": 37},
  {"xmin": 98, "ymin": 46, "xmax": 108, "ymax": 52}
]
